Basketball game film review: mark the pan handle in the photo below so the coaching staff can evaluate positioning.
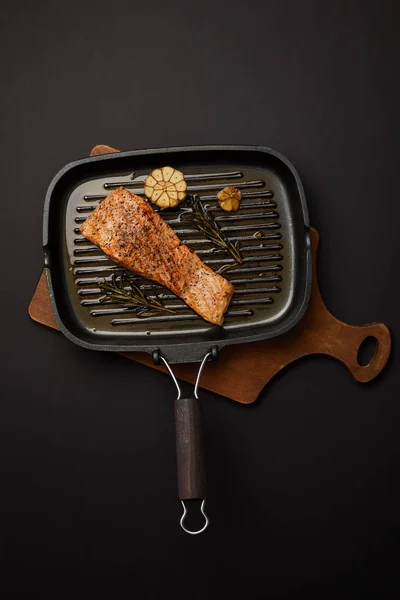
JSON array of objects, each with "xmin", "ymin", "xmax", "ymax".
[
  {"xmin": 160, "ymin": 352, "xmax": 212, "ymax": 535},
  {"xmin": 174, "ymin": 396, "xmax": 207, "ymax": 500}
]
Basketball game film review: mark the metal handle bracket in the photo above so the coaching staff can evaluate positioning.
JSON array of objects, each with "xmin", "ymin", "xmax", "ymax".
[{"xmin": 159, "ymin": 350, "xmax": 213, "ymax": 535}]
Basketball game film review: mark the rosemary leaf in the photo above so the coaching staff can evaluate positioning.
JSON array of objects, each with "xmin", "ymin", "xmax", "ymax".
[
  {"xmin": 185, "ymin": 195, "xmax": 243, "ymax": 265},
  {"xmin": 98, "ymin": 274, "xmax": 176, "ymax": 317}
]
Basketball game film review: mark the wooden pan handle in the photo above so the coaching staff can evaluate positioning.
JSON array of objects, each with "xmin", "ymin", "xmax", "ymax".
[
  {"xmin": 321, "ymin": 322, "xmax": 391, "ymax": 383},
  {"xmin": 174, "ymin": 397, "xmax": 207, "ymax": 500}
]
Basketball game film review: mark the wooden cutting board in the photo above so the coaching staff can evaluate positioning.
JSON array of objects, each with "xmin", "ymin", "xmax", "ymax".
[{"xmin": 28, "ymin": 144, "xmax": 391, "ymax": 404}]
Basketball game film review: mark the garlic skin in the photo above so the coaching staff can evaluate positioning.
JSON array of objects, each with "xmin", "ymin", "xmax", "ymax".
[{"xmin": 217, "ymin": 186, "xmax": 242, "ymax": 211}]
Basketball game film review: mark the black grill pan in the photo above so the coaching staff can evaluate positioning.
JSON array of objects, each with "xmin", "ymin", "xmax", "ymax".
[{"xmin": 43, "ymin": 145, "xmax": 311, "ymax": 533}]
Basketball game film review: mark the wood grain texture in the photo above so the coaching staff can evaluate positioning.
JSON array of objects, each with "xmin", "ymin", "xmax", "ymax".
[
  {"xmin": 174, "ymin": 397, "xmax": 207, "ymax": 500},
  {"xmin": 88, "ymin": 144, "xmax": 120, "ymax": 156},
  {"xmin": 28, "ymin": 144, "xmax": 391, "ymax": 404}
]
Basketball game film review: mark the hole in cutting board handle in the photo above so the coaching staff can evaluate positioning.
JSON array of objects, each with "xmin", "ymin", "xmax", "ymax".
[{"xmin": 357, "ymin": 336, "xmax": 379, "ymax": 366}]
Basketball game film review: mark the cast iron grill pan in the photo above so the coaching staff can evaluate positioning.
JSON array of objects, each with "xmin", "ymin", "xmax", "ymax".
[
  {"xmin": 44, "ymin": 146, "xmax": 311, "ymax": 363},
  {"xmin": 43, "ymin": 145, "xmax": 311, "ymax": 533}
]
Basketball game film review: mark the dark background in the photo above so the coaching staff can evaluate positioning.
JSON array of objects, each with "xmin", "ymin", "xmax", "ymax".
[{"xmin": 1, "ymin": 0, "xmax": 399, "ymax": 597}]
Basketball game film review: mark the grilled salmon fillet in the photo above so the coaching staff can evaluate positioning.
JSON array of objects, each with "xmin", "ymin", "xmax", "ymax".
[{"xmin": 80, "ymin": 187, "xmax": 234, "ymax": 325}]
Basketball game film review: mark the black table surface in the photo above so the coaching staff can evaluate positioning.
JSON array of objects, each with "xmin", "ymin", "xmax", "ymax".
[{"xmin": 1, "ymin": 0, "xmax": 399, "ymax": 597}]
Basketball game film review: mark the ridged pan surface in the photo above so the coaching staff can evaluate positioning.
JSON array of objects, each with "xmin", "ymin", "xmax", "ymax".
[{"xmin": 43, "ymin": 145, "xmax": 311, "ymax": 363}]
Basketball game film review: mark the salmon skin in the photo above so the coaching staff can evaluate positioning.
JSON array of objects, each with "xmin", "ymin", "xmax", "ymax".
[{"xmin": 80, "ymin": 187, "xmax": 234, "ymax": 325}]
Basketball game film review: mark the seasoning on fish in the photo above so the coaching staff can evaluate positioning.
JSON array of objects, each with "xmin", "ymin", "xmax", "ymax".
[{"xmin": 80, "ymin": 187, "xmax": 234, "ymax": 325}]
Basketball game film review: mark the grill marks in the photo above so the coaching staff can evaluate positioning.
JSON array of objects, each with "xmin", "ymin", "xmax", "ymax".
[{"xmin": 71, "ymin": 170, "xmax": 283, "ymax": 328}]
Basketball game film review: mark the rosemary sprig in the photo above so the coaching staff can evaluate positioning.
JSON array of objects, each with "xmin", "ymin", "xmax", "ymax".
[
  {"xmin": 97, "ymin": 273, "xmax": 176, "ymax": 318},
  {"xmin": 183, "ymin": 195, "xmax": 243, "ymax": 264}
]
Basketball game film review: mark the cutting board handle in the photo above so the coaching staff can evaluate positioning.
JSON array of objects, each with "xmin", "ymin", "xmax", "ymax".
[{"xmin": 321, "ymin": 321, "xmax": 391, "ymax": 383}]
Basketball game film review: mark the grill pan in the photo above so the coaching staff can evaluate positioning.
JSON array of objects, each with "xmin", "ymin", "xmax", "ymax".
[{"xmin": 43, "ymin": 145, "xmax": 312, "ymax": 533}]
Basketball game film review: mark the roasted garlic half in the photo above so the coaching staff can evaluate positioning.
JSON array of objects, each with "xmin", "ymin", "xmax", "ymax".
[
  {"xmin": 144, "ymin": 166, "xmax": 187, "ymax": 209},
  {"xmin": 217, "ymin": 186, "xmax": 242, "ymax": 211}
]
